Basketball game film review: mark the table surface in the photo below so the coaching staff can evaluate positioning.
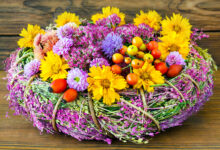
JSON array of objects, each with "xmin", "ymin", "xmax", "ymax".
[{"xmin": 0, "ymin": 71, "xmax": 220, "ymax": 150}]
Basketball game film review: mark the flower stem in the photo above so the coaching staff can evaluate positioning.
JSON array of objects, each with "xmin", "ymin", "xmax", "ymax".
[
  {"xmin": 122, "ymin": 64, "xmax": 131, "ymax": 70},
  {"xmin": 150, "ymin": 83, "xmax": 169, "ymax": 87},
  {"xmin": 130, "ymin": 66, "xmax": 132, "ymax": 73}
]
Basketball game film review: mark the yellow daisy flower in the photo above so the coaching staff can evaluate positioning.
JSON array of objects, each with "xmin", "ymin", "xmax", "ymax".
[
  {"xmin": 158, "ymin": 32, "xmax": 190, "ymax": 60},
  {"xmin": 91, "ymin": 6, "xmax": 125, "ymax": 25},
  {"xmin": 87, "ymin": 66, "xmax": 127, "ymax": 105},
  {"xmin": 55, "ymin": 11, "xmax": 81, "ymax": 27},
  {"xmin": 161, "ymin": 13, "xmax": 192, "ymax": 39},
  {"xmin": 133, "ymin": 10, "xmax": 162, "ymax": 31},
  {"xmin": 17, "ymin": 24, "xmax": 45, "ymax": 48},
  {"xmin": 133, "ymin": 62, "xmax": 164, "ymax": 92},
  {"xmin": 40, "ymin": 51, "xmax": 69, "ymax": 81}
]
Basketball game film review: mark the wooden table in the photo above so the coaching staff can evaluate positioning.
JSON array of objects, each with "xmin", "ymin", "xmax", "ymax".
[{"xmin": 0, "ymin": 70, "xmax": 220, "ymax": 150}]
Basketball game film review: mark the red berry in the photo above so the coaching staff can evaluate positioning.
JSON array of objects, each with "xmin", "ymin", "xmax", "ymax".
[
  {"xmin": 111, "ymin": 65, "xmax": 122, "ymax": 74},
  {"xmin": 155, "ymin": 62, "xmax": 168, "ymax": 75},
  {"xmin": 147, "ymin": 41, "xmax": 158, "ymax": 51},
  {"xmin": 167, "ymin": 64, "xmax": 183, "ymax": 78},
  {"xmin": 49, "ymin": 79, "xmax": 67, "ymax": 93},
  {"xmin": 63, "ymin": 88, "xmax": 78, "ymax": 103},
  {"xmin": 119, "ymin": 45, "xmax": 127, "ymax": 55},
  {"xmin": 151, "ymin": 49, "xmax": 161, "ymax": 59},
  {"xmin": 126, "ymin": 73, "xmax": 139, "ymax": 86}
]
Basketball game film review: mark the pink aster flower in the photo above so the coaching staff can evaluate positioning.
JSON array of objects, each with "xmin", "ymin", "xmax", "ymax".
[
  {"xmin": 67, "ymin": 68, "xmax": 88, "ymax": 91},
  {"xmin": 53, "ymin": 38, "xmax": 74, "ymax": 55},
  {"xmin": 90, "ymin": 58, "xmax": 110, "ymax": 68},
  {"xmin": 24, "ymin": 59, "xmax": 41, "ymax": 77},
  {"xmin": 165, "ymin": 51, "xmax": 186, "ymax": 66}
]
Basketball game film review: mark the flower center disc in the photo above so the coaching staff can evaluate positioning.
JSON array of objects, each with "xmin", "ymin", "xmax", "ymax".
[
  {"xmin": 169, "ymin": 44, "xmax": 180, "ymax": 52},
  {"xmin": 101, "ymin": 79, "xmax": 111, "ymax": 88},
  {"xmin": 173, "ymin": 25, "xmax": 181, "ymax": 33},
  {"xmin": 140, "ymin": 73, "xmax": 150, "ymax": 80}
]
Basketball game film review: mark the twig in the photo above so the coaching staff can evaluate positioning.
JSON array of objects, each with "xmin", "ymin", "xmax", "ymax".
[
  {"xmin": 87, "ymin": 92, "xmax": 114, "ymax": 138},
  {"xmin": 23, "ymin": 75, "xmax": 37, "ymax": 115},
  {"xmin": 10, "ymin": 70, "xmax": 24, "ymax": 85},
  {"xmin": 182, "ymin": 73, "xmax": 200, "ymax": 92},
  {"xmin": 14, "ymin": 53, "xmax": 32, "ymax": 67},
  {"xmin": 120, "ymin": 98, "xmax": 161, "ymax": 131},
  {"xmin": 140, "ymin": 88, "xmax": 147, "ymax": 110},
  {"xmin": 165, "ymin": 80, "xmax": 185, "ymax": 102},
  {"xmin": 87, "ymin": 92, "xmax": 102, "ymax": 130},
  {"xmin": 52, "ymin": 94, "xmax": 64, "ymax": 132}
]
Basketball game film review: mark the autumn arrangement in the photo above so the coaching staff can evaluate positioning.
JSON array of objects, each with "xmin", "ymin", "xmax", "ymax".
[{"xmin": 5, "ymin": 7, "xmax": 217, "ymax": 144}]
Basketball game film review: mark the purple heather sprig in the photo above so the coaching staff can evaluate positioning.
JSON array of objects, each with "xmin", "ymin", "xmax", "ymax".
[
  {"xmin": 24, "ymin": 59, "xmax": 41, "ymax": 77},
  {"xmin": 65, "ymin": 45, "xmax": 103, "ymax": 69},
  {"xmin": 165, "ymin": 51, "xmax": 186, "ymax": 66},
  {"xmin": 53, "ymin": 38, "xmax": 74, "ymax": 55},
  {"xmin": 102, "ymin": 32, "xmax": 123, "ymax": 59},
  {"xmin": 67, "ymin": 68, "xmax": 88, "ymax": 91},
  {"xmin": 115, "ymin": 23, "xmax": 155, "ymax": 43},
  {"xmin": 90, "ymin": 58, "xmax": 110, "ymax": 68},
  {"xmin": 95, "ymin": 14, "xmax": 121, "ymax": 28}
]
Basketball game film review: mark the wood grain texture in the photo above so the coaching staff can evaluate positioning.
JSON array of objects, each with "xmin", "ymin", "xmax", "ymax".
[
  {"xmin": 0, "ymin": 71, "xmax": 220, "ymax": 149},
  {"xmin": 0, "ymin": 0, "xmax": 220, "ymax": 35}
]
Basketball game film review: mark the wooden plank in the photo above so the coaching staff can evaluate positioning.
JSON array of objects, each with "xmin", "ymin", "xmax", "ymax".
[
  {"xmin": 0, "ymin": 36, "xmax": 19, "ymax": 70},
  {"xmin": 0, "ymin": 0, "xmax": 220, "ymax": 35},
  {"xmin": 197, "ymin": 32, "xmax": 220, "ymax": 66},
  {"xmin": 0, "ymin": 70, "xmax": 220, "ymax": 149}
]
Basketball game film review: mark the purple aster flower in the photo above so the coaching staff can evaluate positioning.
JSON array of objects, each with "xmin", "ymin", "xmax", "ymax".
[
  {"xmin": 67, "ymin": 68, "xmax": 88, "ymax": 91},
  {"xmin": 24, "ymin": 59, "xmax": 40, "ymax": 77},
  {"xmin": 53, "ymin": 38, "xmax": 73, "ymax": 55},
  {"xmin": 165, "ymin": 51, "xmax": 186, "ymax": 66},
  {"xmin": 102, "ymin": 32, "xmax": 123, "ymax": 58},
  {"xmin": 90, "ymin": 58, "xmax": 110, "ymax": 68},
  {"xmin": 57, "ymin": 23, "xmax": 75, "ymax": 39}
]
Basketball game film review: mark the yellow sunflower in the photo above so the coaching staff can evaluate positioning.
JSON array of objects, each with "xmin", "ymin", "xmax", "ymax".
[
  {"xmin": 40, "ymin": 51, "xmax": 69, "ymax": 81},
  {"xmin": 133, "ymin": 62, "xmax": 164, "ymax": 92},
  {"xmin": 87, "ymin": 66, "xmax": 127, "ymax": 105},
  {"xmin": 55, "ymin": 11, "xmax": 81, "ymax": 27},
  {"xmin": 91, "ymin": 6, "xmax": 125, "ymax": 25},
  {"xmin": 158, "ymin": 32, "xmax": 190, "ymax": 60},
  {"xmin": 17, "ymin": 24, "xmax": 45, "ymax": 48},
  {"xmin": 133, "ymin": 10, "xmax": 162, "ymax": 31},
  {"xmin": 161, "ymin": 13, "xmax": 192, "ymax": 39}
]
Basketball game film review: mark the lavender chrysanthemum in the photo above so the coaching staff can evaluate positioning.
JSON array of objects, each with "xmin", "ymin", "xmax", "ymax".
[
  {"xmin": 67, "ymin": 68, "xmax": 88, "ymax": 91},
  {"xmin": 102, "ymin": 32, "xmax": 123, "ymax": 58},
  {"xmin": 53, "ymin": 38, "xmax": 74, "ymax": 55},
  {"xmin": 90, "ymin": 58, "xmax": 110, "ymax": 68},
  {"xmin": 166, "ymin": 51, "xmax": 186, "ymax": 66},
  {"xmin": 24, "ymin": 59, "xmax": 40, "ymax": 77},
  {"xmin": 57, "ymin": 24, "xmax": 75, "ymax": 39}
]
